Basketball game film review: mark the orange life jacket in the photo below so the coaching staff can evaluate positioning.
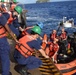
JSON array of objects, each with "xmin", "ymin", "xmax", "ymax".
[
  {"xmin": 49, "ymin": 43, "xmax": 59, "ymax": 51},
  {"xmin": 42, "ymin": 34, "xmax": 48, "ymax": 49},
  {"xmin": 0, "ymin": 26, "xmax": 6, "ymax": 38},
  {"xmin": 0, "ymin": 14, "xmax": 7, "ymax": 38},
  {"xmin": 49, "ymin": 42, "xmax": 59, "ymax": 57},
  {"xmin": 7, "ymin": 11, "xmax": 14, "ymax": 24},
  {"xmin": 22, "ymin": 31, "xmax": 28, "ymax": 36},
  {"xmin": 22, "ymin": 26, "xmax": 34, "ymax": 36},
  {"xmin": 15, "ymin": 35, "xmax": 35, "ymax": 58},
  {"xmin": 60, "ymin": 32, "xmax": 67, "ymax": 39},
  {"xmin": 22, "ymin": 28, "xmax": 30, "ymax": 36},
  {"xmin": 51, "ymin": 33, "xmax": 57, "ymax": 41}
]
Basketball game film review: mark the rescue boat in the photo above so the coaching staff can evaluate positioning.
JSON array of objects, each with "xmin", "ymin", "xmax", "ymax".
[
  {"xmin": 41, "ymin": 32, "xmax": 76, "ymax": 75},
  {"xmin": 62, "ymin": 17, "xmax": 74, "ymax": 28},
  {"xmin": 54, "ymin": 18, "xmax": 76, "ymax": 75},
  {"xmin": 55, "ymin": 60, "xmax": 76, "ymax": 75},
  {"xmin": 32, "ymin": 46, "xmax": 76, "ymax": 75},
  {"xmin": 55, "ymin": 34, "xmax": 76, "ymax": 75}
]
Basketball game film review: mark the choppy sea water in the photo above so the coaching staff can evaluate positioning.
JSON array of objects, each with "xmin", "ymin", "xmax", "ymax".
[{"xmin": 22, "ymin": 1, "xmax": 76, "ymax": 36}]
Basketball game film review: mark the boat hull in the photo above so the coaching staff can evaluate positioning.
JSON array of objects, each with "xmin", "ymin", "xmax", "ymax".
[
  {"xmin": 55, "ymin": 60, "xmax": 76, "ymax": 75},
  {"xmin": 63, "ymin": 22, "xmax": 73, "ymax": 28}
]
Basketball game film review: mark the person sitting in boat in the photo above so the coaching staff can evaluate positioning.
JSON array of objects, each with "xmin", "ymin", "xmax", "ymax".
[
  {"xmin": 59, "ymin": 28, "xmax": 70, "ymax": 49},
  {"xmin": 59, "ymin": 28, "xmax": 67, "ymax": 41},
  {"xmin": 45, "ymin": 38, "xmax": 59, "ymax": 63},
  {"xmin": 50, "ymin": 29, "xmax": 58, "ymax": 41},
  {"xmin": 57, "ymin": 28, "xmax": 72, "ymax": 62},
  {"xmin": 14, "ymin": 26, "xmax": 49, "ymax": 75}
]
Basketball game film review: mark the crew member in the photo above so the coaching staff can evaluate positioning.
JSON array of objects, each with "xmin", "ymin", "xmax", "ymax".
[
  {"xmin": 10, "ymin": 0, "xmax": 17, "ymax": 12},
  {"xmin": 9, "ymin": 6, "xmax": 24, "ymax": 38},
  {"xmin": 0, "ymin": 8, "xmax": 19, "ymax": 75},
  {"xmin": 45, "ymin": 38, "xmax": 59, "ymax": 63},
  {"xmin": 14, "ymin": 26, "xmax": 49, "ymax": 75},
  {"xmin": 22, "ymin": 22, "xmax": 44, "ymax": 44},
  {"xmin": 0, "ymin": 5, "xmax": 8, "ymax": 18},
  {"xmin": 22, "ymin": 22, "xmax": 44, "ymax": 36}
]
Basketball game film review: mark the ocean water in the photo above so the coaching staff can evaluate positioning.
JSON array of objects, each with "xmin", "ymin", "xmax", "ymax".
[{"xmin": 23, "ymin": 1, "xmax": 76, "ymax": 36}]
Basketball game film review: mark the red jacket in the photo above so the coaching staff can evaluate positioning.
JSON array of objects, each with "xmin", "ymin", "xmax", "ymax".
[
  {"xmin": 0, "ymin": 13, "xmax": 6, "ymax": 38},
  {"xmin": 60, "ymin": 32, "xmax": 67, "ymax": 40},
  {"xmin": 50, "ymin": 33, "xmax": 57, "ymax": 41},
  {"xmin": 15, "ymin": 35, "xmax": 35, "ymax": 58},
  {"xmin": 49, "ymin": 42, "xmax": 59, "ymax": 57}
]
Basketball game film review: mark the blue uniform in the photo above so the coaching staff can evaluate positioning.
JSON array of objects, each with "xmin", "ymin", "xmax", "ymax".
[
  {"xmin": 0, "ymin": 14, "xmax": 10, "ymax": 75},
  {"xmin": 14, "ymin": 40, "xmax": 42, "ymax": 70},
  {"xmin": 11, "ymin": 15, "xmax": 20, "ymax": 37},
  {"xmin": 24, "ymin": 28, "xmax": 42, "ymax": 45},
  {"xmin": 3, "ymin": 12, "xmax": 20, "ymax": 37},
  {"xmin": 8, "ymin": 15, "xmax": 20, "ymax": 37},
  {"xmin": 9, "ymin": 23, "xmax": 20, "ymax": 37},
  {"xmin": 2, "ymin": 12, "xmax": 10, "ymax": 20}
]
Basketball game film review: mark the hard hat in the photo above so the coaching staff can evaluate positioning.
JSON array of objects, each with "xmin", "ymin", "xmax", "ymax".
[
  {"xmin": 1, "ymin": 0, "xmax": 4, "ymax": 2},
  {"xmin": 14, "ymin": 6, "xmax": 22, "ymax": 14},
  {"xmin": 31, "ymin": 26, "xmax": 41, "ymax": 35},
  {"xmin": 37, "ymin": 22, "xmax": 44, "ymax": 29},
  {"xmin": 13, "ymin": 0, "xmax": 17, "ymax": 3}
]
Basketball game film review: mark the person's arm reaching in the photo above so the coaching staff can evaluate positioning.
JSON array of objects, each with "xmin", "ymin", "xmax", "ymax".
[
  {"xmin": 4, "ymin": 23, "xmax": 19, "ymax": 43},
  {"xmin": 39, "ymin": 49, "xmax": 49, "ymax": 58}
]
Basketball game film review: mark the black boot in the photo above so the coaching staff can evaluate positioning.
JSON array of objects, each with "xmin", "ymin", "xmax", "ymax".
[
  {"xmin": 18, "ymin": 67, "xmax": 28, "ymax": 75},
  {"xmin": 14, "ymin": 65, "xmax": 31, "ymax": 75},
  {"xmin": 9, "ymin": 72, "xmax": 12, "ymax": 75}
]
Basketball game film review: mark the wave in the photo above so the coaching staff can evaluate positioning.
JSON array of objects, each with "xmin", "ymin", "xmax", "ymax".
[{"xmin": 26, "ymin": 16, "xmax": 39, "ymax": 21}]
